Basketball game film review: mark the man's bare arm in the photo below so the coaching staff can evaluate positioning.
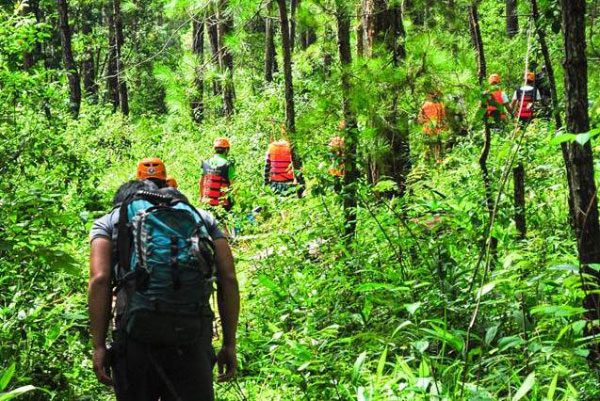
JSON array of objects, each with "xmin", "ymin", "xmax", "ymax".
[
  {"xmin": 214, "ymin": 238, "xmax": 239, "ymax": 381},
  {"xmin": 88, "ymin": 237, "xmax": 113, "ymax": 385}
]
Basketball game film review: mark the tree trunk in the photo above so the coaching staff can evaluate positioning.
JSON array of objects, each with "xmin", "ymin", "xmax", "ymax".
[
  {"xmin": 561, "ymin": 0, "xmax": 600, "ymax": 362},
  {"xmin": 322, "ymin": 29, "xmax": 333, "ymax": 76},
  {"xmin": 112, "ymin": 0, "xmax": 129, "ymax": 115},
  {"xmin": 356, "ymin": 2, "xmax": 364, "ymax": 57},
  {"xmin": 513, "ymin": 163, "xmax": 526, "ymax": 238},
  {"xmin": 81, "ymin": 5, "xmax": 98, "ymax": 104},
  {"xmin": 470, "ymin": 3, "xmax": 497, "ymax": 255},
  {"xmin": 207, "ymin": 13, "xmax": 222, "ymax": 96},
  {"xmin": 468, "ymin": 4, "xmax": 486, "ymax": 84},
  {"xmin": 57, "ymin": 0, "xmax": 81, "ymax": 117},
  {"xmin": 531, "ymin": 0, "xmax": 575, "ymax": 227},
  {"xmin": 22, "ymin": 0, "xmax": 41, "ymax": 69},
  {"xmin": 506, "ymin": 0, "xmax": 519, "ymax": 38},
  {"xmin": 192, "ymin": 18, "xmax": 205, "ymax": 123},
  {"xmin": 290, "ymin": 0, "xmax": 298, "ymax": 53},
  {"xmin": 105, "ymin": 4, "xmax": 119, "ymax": 111},
  {"xmin": 264, "ymin": 2, "xmax": 276, "ymax": 82},
  {"xmin": 362, "ymin": 0, "xmax": 410, "ymax": 193},
  {"xmin": 301, "ymin": 28, "xmax": 317, "ymax": 49},
  {"xmin": 336, "ymin": 2, "xmax": 359, "ymax": 240},
  {"xmin": 219, "ymin": 0, "xmax": 235, "ymax": 116},
  {"xmin": 276, "ymin": 0, "xmax": 304, "ymax": 189}
]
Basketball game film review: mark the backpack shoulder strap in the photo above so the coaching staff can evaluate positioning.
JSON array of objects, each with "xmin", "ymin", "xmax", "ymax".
[{"xmin": 116, "ymin": 196, "xmax": 134, "ymax": 276}]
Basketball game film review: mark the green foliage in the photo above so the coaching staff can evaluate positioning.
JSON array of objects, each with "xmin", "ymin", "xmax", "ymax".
[{"xmin": 1, "ymin": 0, "xmax": 600, "ymax": 399}]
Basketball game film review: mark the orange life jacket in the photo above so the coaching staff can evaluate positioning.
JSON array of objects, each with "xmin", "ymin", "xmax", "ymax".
[
  {"xmin": 486, "ymin": 90, "xmax": 507, "ymax": 119},
  {"xmin": 268, "ymin": 141, "xmax": 295, "ymax": 182},
  {"xmin": 515, "ymin": 87, "xmax": 537, "ymax": 119},
  {"xmin": 329, "ymin": 149, "xmax": 345, "ymax": 177},
  {"xmin": 201, "ymin": 160, "xmax": 231, "ymax": 206},
  {"xmin": 420, "ymin": 101, "xmax": 446, "ymax": 135}
]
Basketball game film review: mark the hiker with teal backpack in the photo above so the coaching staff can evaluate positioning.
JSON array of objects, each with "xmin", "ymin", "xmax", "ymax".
[{"xmin": 88, "ymin": 175, "xmax": 240, "ymax": 400}]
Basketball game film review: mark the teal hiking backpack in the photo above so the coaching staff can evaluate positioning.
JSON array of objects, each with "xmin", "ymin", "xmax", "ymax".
[{"xmin": 115, "ymin": 190, "xmax": 216, "ymax": 345}]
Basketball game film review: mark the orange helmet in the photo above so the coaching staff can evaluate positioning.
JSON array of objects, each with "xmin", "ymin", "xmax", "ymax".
[
  {"xmin": 166, "ymin": 176, "xmax": 178, "ymax": 188},
  {"xmin": 488, "ymin": 74, "xmax": 501, "ymax": 85},
  {"xmin": 526, "ymin": 71, "xmax": 535, "ymax": 82},
  {"xmin": 136, "ymin": 157, "xmax": 167, "ymax": 180},
  {"xmin": 329, "ymin": 136, "xmax": 345, "ymax": 149},
  {"xmin": 214, "ymin": 137, "xmax": 230, "ymax": 149}
]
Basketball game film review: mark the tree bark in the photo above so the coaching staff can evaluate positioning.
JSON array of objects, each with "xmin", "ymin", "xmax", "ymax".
[
  {"xmin": 22, "ymin": 0, "xmax": 41, "ymax": 69},
  {"xmin": 112, "ymin": 0, "xmax": 129, "ymax": 115},
  {"xmin": 207, "ymin": 13, "xmax": 222, "ymax": 96},
  {"xmin": 276, "ymin": 0, "xmax": 304, "ymax": 189},
  {"xmin": 513, "ymin": 163, "xmax": 526, "ymax": 238},
  {"xmin": 81, "ymin": 5, "xmax": 98, "ymax": 104},
  {"xmin": 561, "ymin": 0, "xmax": 600, "ymax": 362},
  {"xmin": 301, "ymin": 28, "xmax": 317, "ymax": 49},
  {"xmin": 192, "ymin": 18, "xmax": 205, "ymax": 123},
  {"xmin": 57, "ymin": 0, "xmax": 81, "ymax": 117},
  {"xmin": 336, "ymin": 2, "xmax": 359, "ymax": 240},
  {"xmin": 506, "ymin": 0, "xmax": 519, "ymax": 37},
  {"xmin": 219, "ymin": 0, "xmax": 235, "ymax": 116},
  {"xmin": 356, "ymin": 2, "xmax": 364, "ymax": 57},
  {"xmin": 105, "ymin": 4, "xmax": 119, "ymax": 111},
  {"xmin": 264, "ymin": 2, "xmax": 276, "ymax": 82},
  {"xmin": 290, "ymin": 0, "xmax": 298, "ymax": 53},
  {"xmin": 362, "ymin": 0, "xmax": 410, "ymax": 193},
  {"xmin": 468, "ymin": 4, "xmax": 486, "ymax": 84},
  {"xmin": 470, "ymin": 3, "xmax": 497, "ymax": 253},
  {"xmin": 531, "ymin": 0, "xmax": 575, "ymax": 227}
]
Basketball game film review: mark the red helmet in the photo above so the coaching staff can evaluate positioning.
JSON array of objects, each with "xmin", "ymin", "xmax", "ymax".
[
  {"xmin": 166, "ymin": 176, "xmax": 178, "ymax": 188},
  {"xmin": 136, "ymin": 158, "xmax": 167, "ymax": 180},
  {"xmin": 214, "ymin": 137, "xmax": 230, "ymax": 149}
]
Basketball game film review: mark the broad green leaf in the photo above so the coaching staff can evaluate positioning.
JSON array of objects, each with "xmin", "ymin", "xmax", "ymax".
[
  {"xmin": 0, "ymin": 385, "xmax": 36, "ymax": 401},
  {"xmin": 0, "ymin": 364, "xmax": 15, "ymax": 392},
  {"xmin": 413, "ymin": 340, "xmax": 429, "ymax": 353},
  {"xmin": 575, "ymin": 132, "xmax": 591, "ymax": 146},
  {"xmin": 477, "ymin": 282, "xmax": 495, "ymax": 299},
  {"xmin": 374, "ymin": 180, "xmax": 397, "ymax": 192},
  {"xmin": 485, "ymin": 326, "xmax": 498, "ymax": 346},
  {"xmin": 512, "ymin": 371, "xmax": 535, "ymax": 401},
  {"xmin": 352, "ymin": 351, "xmax": 367, "ymax": 383},
  {"xmin": 405, "ymin": 302, "xmax": 421, "ymax": 315},
  {"xmin": 376, "ymin": 347, "xmax": 387, "ymax": 382},
  {"xmin": 546, "ymin": 374, "xmax": 558, "ymax": 400},
  {"xmin": 550, "ymin": 133, "xmax": 576, "ymax": 146}
]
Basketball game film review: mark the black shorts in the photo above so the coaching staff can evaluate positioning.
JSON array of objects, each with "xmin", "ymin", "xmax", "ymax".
[{"xmin": 112, "ymin": 319, "xmax": 216, "ymax": 401}]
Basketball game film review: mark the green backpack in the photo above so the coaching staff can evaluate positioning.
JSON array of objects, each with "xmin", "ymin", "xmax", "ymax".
[{"xmin": 114, "ymin": 190, "xmax": 216, "ymax": 345}]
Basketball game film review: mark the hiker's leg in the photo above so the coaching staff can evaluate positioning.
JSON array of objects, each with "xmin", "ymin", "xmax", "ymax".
[
  {"xmin": 113, "ymin": 337, "xmax": 160, "ymax": 401},
  {"xmin": 157, "ymin": 319, "xmax": 216, "ymax": 401}
]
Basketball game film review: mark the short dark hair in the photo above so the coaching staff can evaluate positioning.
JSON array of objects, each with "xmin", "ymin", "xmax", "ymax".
[
  {"xmin": 160, "ymin": 187, "xmax": 189, "ymax": 203},
  {"xmin": 112, "ymin": 179, "xmax": 158, "ymax": 206},
  {"xmin": 147, "ymin": 177, "xmax": 168, "ymax": 189}
]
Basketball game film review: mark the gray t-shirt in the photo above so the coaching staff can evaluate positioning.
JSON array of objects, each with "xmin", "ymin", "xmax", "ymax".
[{"xmin": 89, "ymin": 207, "xmax": 225, "ymax": 243}]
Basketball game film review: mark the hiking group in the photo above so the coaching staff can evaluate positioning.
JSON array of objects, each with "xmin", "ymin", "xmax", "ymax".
[
  {"xmin": 417, "ymin": 70, "xmax": 549, "ymax": 163},
  {"xmin": 88, "ymin": 130, "xmax": 314, "ymax": 400},
  {"xmin": 87, "ymin": 67, "xmax": 549, "ymax": 399}
]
